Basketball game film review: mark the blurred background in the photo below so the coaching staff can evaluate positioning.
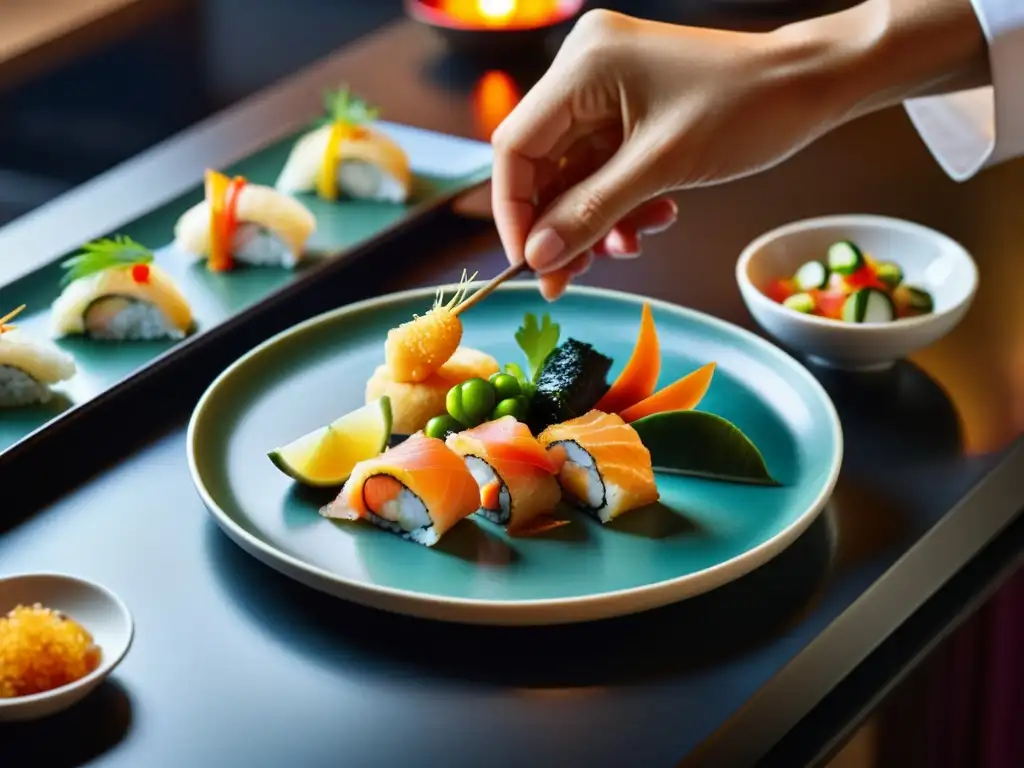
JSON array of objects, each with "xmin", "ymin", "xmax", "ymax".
[{"xmin": 0, "ymin": 0, "xmax": 850, "ymax": 228}]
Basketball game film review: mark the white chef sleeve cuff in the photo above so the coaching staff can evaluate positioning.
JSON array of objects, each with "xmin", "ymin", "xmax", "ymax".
[{"xmin": 903, "ymin": 0, "xmax": 1024, "ymax": 181}]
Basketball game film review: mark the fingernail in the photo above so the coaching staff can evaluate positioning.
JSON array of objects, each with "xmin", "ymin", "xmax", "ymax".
[
  {"xmin": 639, "ymin": 221, "xmax": 674, "ymax": 236},
  {"xmin": 610, "ymin": 249, "xmax": 641, "ymax": 260},
  {"xmin": 525, "ymin": 228, "xmax": 565, "ymax": 271}
]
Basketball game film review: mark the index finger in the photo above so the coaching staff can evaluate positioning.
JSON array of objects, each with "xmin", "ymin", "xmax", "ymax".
[{"xmin": 490, "ymin": 78, "xmax": 574, "ymax": 265}]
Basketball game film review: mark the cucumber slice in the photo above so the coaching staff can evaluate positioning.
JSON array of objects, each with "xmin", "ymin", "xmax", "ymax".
[
  {"xmin": 894, "ymin": 284, "xmax": 934, "ymax": 315},
  {"xmin": 827, "ymin": 240, "xmax": 865, "ymax": 275},
  {"xmin": 783, "ymin": 292, "xmax": 816, "ymax": 314},
  {"xmin": 874, "ymin": 261, "xmax": 903, "ymax": 288},
  {"xmin": 794, "ymin": 260, "xmax": 829, "ymax": 291},
  {"xmin": 841, "ymin": 288, "xmax": 895, "ymax": 324},
  {"xmin": 268, "ymin": 396, "xmax": 393, "ymax": 487}
]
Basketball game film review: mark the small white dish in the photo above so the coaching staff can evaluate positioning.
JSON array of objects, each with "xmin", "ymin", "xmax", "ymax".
[
  {"xmin": 736, "ymin": 214, "xmax": 978, "ymax": 371},
  {"xmin": 0, "ymin": 573, "xmax": 133, "ymax": 722}
]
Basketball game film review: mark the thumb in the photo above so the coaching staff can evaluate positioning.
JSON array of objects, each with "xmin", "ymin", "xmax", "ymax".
[{"xmin": 523, "ymin": 140, "xmax": 662, "ymax": 274}]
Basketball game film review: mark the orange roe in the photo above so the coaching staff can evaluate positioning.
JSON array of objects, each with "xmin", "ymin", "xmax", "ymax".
[{"xmin": 0, "ymin": 604, "xmax": 102, "ymax": 698}]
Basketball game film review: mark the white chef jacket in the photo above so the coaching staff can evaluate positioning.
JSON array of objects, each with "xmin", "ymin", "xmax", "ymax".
[{"xmin": 905, "ymin": 0, "xmax": 1024, "ymax": 180}]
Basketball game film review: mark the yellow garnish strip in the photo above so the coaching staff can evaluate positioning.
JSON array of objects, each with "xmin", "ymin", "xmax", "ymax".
[
  {"xmin": 205, "ymin": 169, "xmax": 232, "ymax": 271},
  {"xmin": 316, "ymin": 121, "xmax": 368, "ymax": 201},
  {"xmin": 0, "ymin": 304, "xmax": 26, "ymax": 333}
]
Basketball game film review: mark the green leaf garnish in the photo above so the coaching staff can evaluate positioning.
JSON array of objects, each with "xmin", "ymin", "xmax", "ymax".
[
  {"xmin": 319, "ymin": 86, "xmax": 380, "ymax": 127},
  {"xmin": 515, "ymin": 312, "xmax": 560, "ymax": 382},
  {"xmin": 60, "ymin": 235, "xmax": 154, "ymax": 286}
]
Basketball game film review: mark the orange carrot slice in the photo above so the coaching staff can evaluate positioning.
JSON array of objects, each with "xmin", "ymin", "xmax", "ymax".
[
  {"xmin": 619, "ymin": 362, "xmax": 716, "ymax": 423},
  {"xmin": 595, "ymin": 302, "xmax": 661, "ymax": 414}
]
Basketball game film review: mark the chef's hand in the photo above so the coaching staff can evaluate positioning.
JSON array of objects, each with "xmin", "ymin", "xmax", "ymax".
[{"xmin": 491, "ymin": 2, "xmax": 988, "ymax": 300}]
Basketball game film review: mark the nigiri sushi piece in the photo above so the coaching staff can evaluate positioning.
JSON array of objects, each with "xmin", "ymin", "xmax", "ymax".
[
  {"xmin": 446, "ymin": 416, "xmax": 568, "ymax": 536},
  {"xmin": 51, "ymin": 236, "xmax": 193, "ymax": 341},
  {"xmin": 320, "ymin": 433, "xmax": 480, "ymax": 547},
  {"xmin": 538, "ymin": 410, "xmax": 660, "ymax": 523},
  {"xmin": 173, "ymin": 170, "xmax": 316, "ymax": 271},
  {"xmin": 275, "ymin": 88, "xmax": 412, "ymax": 204},
  {"xmin": 0, "ymin": 305, "xmax": 76, "ymax": 407}
]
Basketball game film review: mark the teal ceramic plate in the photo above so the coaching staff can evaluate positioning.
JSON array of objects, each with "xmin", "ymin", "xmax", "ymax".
[{"xmin": 187, "ymin": 283, "xmax": 843, "ymax": 625}]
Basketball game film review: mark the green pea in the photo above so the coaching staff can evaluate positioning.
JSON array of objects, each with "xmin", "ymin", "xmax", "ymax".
[
  {"xmin": 489, "ymin": 372, "xmax": 521, "ymax": 400},
  {"xmin": 458, "ymin": 377, "xmax": 496, "ymax": 425},
  {"xmin": 446, "ymin": 384, "xmax": 468, "ymax": 425},
  {"xmin": 425, "ymin": 414, "xmax": 463, "ymax": 440},
  {"xmin": 491, "ymin": 395, "xmax": 528, "ymax": 422}
]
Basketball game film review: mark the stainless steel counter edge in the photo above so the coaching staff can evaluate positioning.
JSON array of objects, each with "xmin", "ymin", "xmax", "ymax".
[
  {"xmin": 0, "ymin": 20, "xmax": 407, "ymax": 287},
  {"xmin": 685, "ymin": 437, "xmax": 1024, "ymax": 767}
]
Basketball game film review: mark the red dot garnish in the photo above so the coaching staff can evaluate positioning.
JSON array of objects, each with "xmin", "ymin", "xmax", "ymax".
[{"xmin": 131, "ymin": 263, "xmax": 150, "ymax": 283}]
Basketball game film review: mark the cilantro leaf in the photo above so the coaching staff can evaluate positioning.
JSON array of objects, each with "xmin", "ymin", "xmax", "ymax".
[
  {"xmin": 60, "ymin": 235, "xmax": 154, "ymax": 286},
  {"xmin": 514, "ymin": 312, "xmax": 560, "ymax": 382},
  {"xmin": 318, "ymin": 86, "xmax": 380, "ymax": 127}
]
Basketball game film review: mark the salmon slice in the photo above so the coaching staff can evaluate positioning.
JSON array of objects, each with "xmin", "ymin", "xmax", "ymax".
[
  {"xmin": 321, "ymin": 434, "xmax": 480, "ymax": 545},
  {"xmin": 538, "ymin": 410, "xmax": 659, "ymax": 522},
  {"xmin": 446, "ymin": 416, "xmax": 567, "ymax": 535}
]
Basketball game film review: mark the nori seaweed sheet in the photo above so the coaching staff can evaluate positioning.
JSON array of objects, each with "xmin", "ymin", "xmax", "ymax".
[{"xmin": 528, "ymin": 338, "xmax": 612, "ymax": 432}]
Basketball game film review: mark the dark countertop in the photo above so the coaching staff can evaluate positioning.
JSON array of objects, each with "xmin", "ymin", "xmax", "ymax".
[{"xmin": 2, "ymin": 11, "xmax": 1024, "ymax": 768}]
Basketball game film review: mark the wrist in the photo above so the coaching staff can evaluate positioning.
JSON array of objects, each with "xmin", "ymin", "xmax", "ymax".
[{"xmin": 762, "ymin": 0, "xmax": 990, "ymax": 124}]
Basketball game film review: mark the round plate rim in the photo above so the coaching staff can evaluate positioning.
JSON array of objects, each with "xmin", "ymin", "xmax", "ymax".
[{"xmin": 187, "ymin": 281, "xmax": 844, "ymax": 626}]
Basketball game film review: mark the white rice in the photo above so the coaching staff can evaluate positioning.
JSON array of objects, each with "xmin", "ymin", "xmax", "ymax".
[
  {"xmin": 464, "ymin": 455, "xmax": 511, "ymax": 525},
  {"xmin": 233, "ymin": 224, "xmax": 299, "ymax": 268},
  {"xmin": 338, "ymin": 159, "xmax": 407, "ymax": 204},
  {"xmin": 0, "ymin": 365, "xmax": 52, "ymax": 407},
  {"xmin": 556, "ymin": 440, "xmax": 614, "ymax": 521},
  {"xmin": 83, "ymin": 296, "xmax": 182, "ymax": 341},
  {"xmin": 364, "ymin": 483, "xmax": 440, "ymax": 547}
]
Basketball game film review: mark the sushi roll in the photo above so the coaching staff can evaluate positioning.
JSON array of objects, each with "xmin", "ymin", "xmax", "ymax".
[
  {"xmin": 320, "ymin": 433, "xmax": 479, "ymax": 547},
  {"xmin": 538, "ymin": 410, "xmax": 660, "ymax": 523},
  {"xmin": 51, "ymin": 236, "xmax": 193, "ymax": 341},
  {"xmin": 275, "ymin": 88, "xmax": 411, "ymax": 204},
  {"xmin": 173, "ymin": 169, "xmax": 316, "ymax": 271},
  {"xmin": 446, "ymin": 416, "xmax": 565, "ymax": 536},
  {"xmin": 0, "ymin": 305, "xmax": 76, "ymax": 407}
]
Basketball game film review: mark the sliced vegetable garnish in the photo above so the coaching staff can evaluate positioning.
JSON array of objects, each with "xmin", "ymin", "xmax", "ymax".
[
  {"xmin": 827, "ymin": 240, "xmax": 864, "ymax": 275},
  {"xmin": 841, "ymin": 287, "xmax": 895, "ymax": 323},
  {"xmin": 619, "ymin": 362, "xmax": 716, "ymax": 423},
  {"xmin": 893, "ymin": 284, "xmax": 934, "ymax": 315},
  {"xmin": 766, "ymin": 278, "xmax": 796, "ymax": 303},
  {"xmin": 783, "ymin": 292, "xmax": 816, "ymax": 314},
  {"xmin": 874, "ymin": 261, "xmax": 903, "ymax": 289},
  {"xmin": 794, "ymin": 261, "xmax": 829, "ymax": 291},
  {"xmin": 0, "ymin": 304, "xmax": 26, "ymax": 334},
  {"xmin": 514, "ymin": 312, "xmax": 561, "ymax": 382},
  {"xmin": 205, "ymin": 169, "xmax": 244, "ymax": 272},
  {"xmin": 595, "ymin": 302, "xmax": 661, "ymax": 414},
  {"xmin": 812, "ymin": 289, "xmax": 846, "ymax": 320},
  {"xmin": 631, "ymin": 409, "xmax": 777, "ymax": 485}
]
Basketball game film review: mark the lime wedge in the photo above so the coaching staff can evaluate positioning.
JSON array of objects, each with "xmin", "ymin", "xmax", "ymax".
[{"xmin": 268, "ymin": 396, "xmax": 392, "ymax": 487}]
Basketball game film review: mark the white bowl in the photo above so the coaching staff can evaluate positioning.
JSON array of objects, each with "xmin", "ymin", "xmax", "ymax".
[
  {"xmin": 736, "ymin": 214, "xmax": 978, "ymax": 371},
  {"xmin": 0, "ymin": 573, "xmax": 133, "ymax": 722}
]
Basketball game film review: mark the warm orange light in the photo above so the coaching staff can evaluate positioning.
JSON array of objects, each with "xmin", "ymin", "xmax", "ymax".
[
  {"xmin": 472, "ymin": 70, "xmax": 522, "ymax": 140},
  {"xmin": 440, "ymin": 0, "xmax": 560, "ymax": 27}
]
